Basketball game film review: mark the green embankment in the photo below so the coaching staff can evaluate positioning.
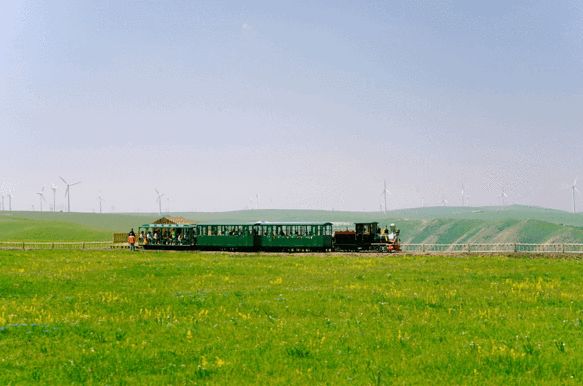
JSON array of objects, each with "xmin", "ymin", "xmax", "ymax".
[
  {"xmin": 2, "ymin": 251, "xmax": 583, "ymax": 384},
  {"xmin": 2, "ymin": 205, "xmax": 583, "ymax": 243}
]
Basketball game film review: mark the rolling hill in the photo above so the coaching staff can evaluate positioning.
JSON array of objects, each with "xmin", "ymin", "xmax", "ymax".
[{"xmin": 2, "ymin": 205, "xmax": 583, "ymax": 243}]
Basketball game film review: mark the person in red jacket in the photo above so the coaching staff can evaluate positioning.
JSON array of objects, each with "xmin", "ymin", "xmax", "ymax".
[{"xmin": 128, "ymin": 233, "xmax": 136, "ymax": 251}]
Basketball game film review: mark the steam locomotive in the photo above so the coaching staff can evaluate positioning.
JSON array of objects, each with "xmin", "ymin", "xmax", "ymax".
[{"xmin": 137, "ymin": 221, "xmax": 400, "ymax": 253}]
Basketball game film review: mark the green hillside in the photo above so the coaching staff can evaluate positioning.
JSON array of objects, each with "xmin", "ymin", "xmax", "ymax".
[{"xmin": 2, "ymin": 206, "xmax": 583, "ymax": 243}]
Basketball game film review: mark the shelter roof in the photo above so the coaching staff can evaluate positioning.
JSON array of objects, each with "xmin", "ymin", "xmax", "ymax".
[{"xmin": 152, "ymin": 216, "xmax": 195, "ymax": 225}]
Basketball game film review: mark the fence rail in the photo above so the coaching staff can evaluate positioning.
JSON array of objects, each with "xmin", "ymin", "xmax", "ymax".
[
  {"xmin": 2, "ymin": 241, "xmax": 583, "ymax": 254},
  {"xmin": 400, "ymin": 243, "xmax": 583, "ymax": 254},
  {"xmin": 0, "ymin": 241, "xmax": 116, "ymax": 250}
]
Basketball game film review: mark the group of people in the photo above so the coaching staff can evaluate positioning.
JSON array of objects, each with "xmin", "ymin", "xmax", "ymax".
[
  {"xmin": 127, "ymin": 227, "xmax": 191, "ymax": 250},
  {"xmin": 141, "ymin": 228, "xmax": 189, "ymax": 245}
]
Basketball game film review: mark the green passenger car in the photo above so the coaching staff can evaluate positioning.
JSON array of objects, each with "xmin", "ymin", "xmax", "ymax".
[
  {"xmin": 138, "ymin": 224, "xmax": 197, "ymax": 250},
  {"xmin": 196, "ymin": 224, "xmax": 255, "ymax": 251},
  {"xmin": 254, "ymin": 222, "xmax": 333, "ymax": 251}
]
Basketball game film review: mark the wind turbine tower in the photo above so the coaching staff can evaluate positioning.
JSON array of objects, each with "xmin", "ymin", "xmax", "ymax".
[
  {"xmin": 97, "ymin": 194, "xmax": 105, "ymax": 214},
  {"xmin": 500, "ymin": 188, "xmax": 508, "ymax": 206},
  {"xmin": 51, "ymin": 184, "xmax": 57, "ymax": 212},
  {"xmin": 571, "ymin": 179, "xmax": 579, "ymax": 214},
  {"xmin": 7, "ymin": 191, "xmax": 13, "ymax": 211},
  {"xmin": 60, "ymin": 176, "xmax": 81, "ymax": 212},
  {"xmin": 0, "ymin": 183, "xmax": 5, "ymax": 211},
  {"xmin": 36, "ymin": 187, "xmax": 46, "ymax": 212},
  {"xmin": 155, "ymin": 189, "xmax": 164, "ymax": 215},
  {"xmin": 381, "ymin": 180, "xmax": 391, "ymax": 213},
  {"xmin": 461, "ymin": 185, "xmax": 466, "ymax": 206}
]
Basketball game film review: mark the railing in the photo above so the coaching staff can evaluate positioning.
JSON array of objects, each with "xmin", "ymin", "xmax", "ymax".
[
  {"xmin": 0, "ymin": 241, "xmax": 116, "ymax": 250},
  {"xmin": 400, "ymin": 243, "xmax": 583, "ymax": 254},
  {"xmin": 2, "ymin": 241, "xmax": 583, "ymax": 254}
]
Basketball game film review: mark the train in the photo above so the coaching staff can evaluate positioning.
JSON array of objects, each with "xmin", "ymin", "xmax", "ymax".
[{"xmin": 136, "ymin": 221, "xmax": 400, "ymax": 253}]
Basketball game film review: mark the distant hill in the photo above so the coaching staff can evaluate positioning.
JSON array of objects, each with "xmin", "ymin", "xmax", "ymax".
[{"xmin": 2, "ymin": 205, "xmax": 583, "ymax": 243}]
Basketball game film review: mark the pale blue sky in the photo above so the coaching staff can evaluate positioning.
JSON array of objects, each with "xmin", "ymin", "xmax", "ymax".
[{"xmin": 1, "ymin": 1, "xmax": 582, "ymax": 212}]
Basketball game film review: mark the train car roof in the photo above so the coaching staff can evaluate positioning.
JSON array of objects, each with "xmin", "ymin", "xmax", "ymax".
[
  {"xmin": 253, "ymin": 221, "xmax": 333, "ymax": 226},
  {"xmin": 140, "ymin": 223, "xmax": 196, "ymax": 228},
  {"xmin": 196, "ymin": 221, "xmax": 333, "ymax": 226},
  {"xmin": 195, "ymin": 222, "xmax": 257, "ymax": 226}
]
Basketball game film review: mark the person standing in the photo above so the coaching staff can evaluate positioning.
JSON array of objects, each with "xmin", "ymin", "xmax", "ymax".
[{"xmin": 128, "ymin": 232, "xmax": 136, "ymax": 251}]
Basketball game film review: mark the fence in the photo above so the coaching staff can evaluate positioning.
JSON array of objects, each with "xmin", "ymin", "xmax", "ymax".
[
  {"xmin": 400, "ymin": 243, "xmax": 583, "ymax": 254},
  {"xmin": 0, "ymin": 241, "xmax": 115, "ymax": 250},
  {"xmin": 2, "ymin": 241, "xmax": 583, "ymax": 254}
]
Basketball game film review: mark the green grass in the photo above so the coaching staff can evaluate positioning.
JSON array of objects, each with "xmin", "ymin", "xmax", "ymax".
[
  {"xmin": 2, "ymin": 251, "xmax": 583, "ymax": 384},
  {"xmin": 0, "ymin": 215, "xmax": 112, "ymax": 241},
  {"xmin": 4, "ymin": 205, "xmax": 583, "ymax": 243}
]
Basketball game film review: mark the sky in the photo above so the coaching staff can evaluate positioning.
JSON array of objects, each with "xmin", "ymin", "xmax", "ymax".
[{"xmin": 1, "ymin": 0, "xmax": 582, "ymax": 213}]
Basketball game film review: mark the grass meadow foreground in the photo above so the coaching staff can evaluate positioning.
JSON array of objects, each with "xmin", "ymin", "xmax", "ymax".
[{"xmin": 1, "ymin": 251, "xmax": 583, "ymax": 384}]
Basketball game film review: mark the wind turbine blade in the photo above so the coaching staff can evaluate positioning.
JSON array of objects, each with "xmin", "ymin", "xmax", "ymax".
[
  {"xmin": 59, "ymin": 176, "xmax": 68, "ymax": 185},
  {"xmin": 70, "ymin": 181, "xmax": 81, "ymax": 186}
]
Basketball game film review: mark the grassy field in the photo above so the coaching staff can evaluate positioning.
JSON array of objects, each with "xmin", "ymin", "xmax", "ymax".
[
  {"xmin": 1, "ymin": 251, "xmax": 583, "ymax": 384},
  {"xmin": 3, "ymin": 205, "xmax": 583, "ymax": 243}
]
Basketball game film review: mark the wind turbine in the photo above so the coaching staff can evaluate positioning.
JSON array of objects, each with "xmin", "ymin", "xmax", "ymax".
[
  {"xmin": 570, "ymin": 179, "xmax": 579, "ymax": 214},
  {"xmin": 499, "ymin": 188, "xmax": 508, "ymax": 206},
  {"xmin": 381, "ymin": 180, "xmax": 391, "ymax": 213},
  {"xmin": 155, "ymin": 189, "xmax": 164, "ymax": 215},
  {"xmin": 0, "ymin": 183, "xmax": 4, "ymax": 211},
  {"xmin": 7, "ymin": 190, "xmax": 13, "ymax": 211},
  {"xmin": 60, "ymin": 176, "xmax": 81, "ymax": 212},
  {"xmin": 97, "ymin": 194, "xmax": 105, "ymax": 214},
  {"xmin": 51, "ymin": 184, "xmax": 57, "ymax": 212},
  {"xmin": 461, "ymin": 184, "xmax": 466, "ymax": 206},
  {"xmin": 36, "ymin": 187, "xmax": 46, "ymax": 212},
  {"xmin": 441, "ymin": 197, "xmax": 448, "ymax": 207}
]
